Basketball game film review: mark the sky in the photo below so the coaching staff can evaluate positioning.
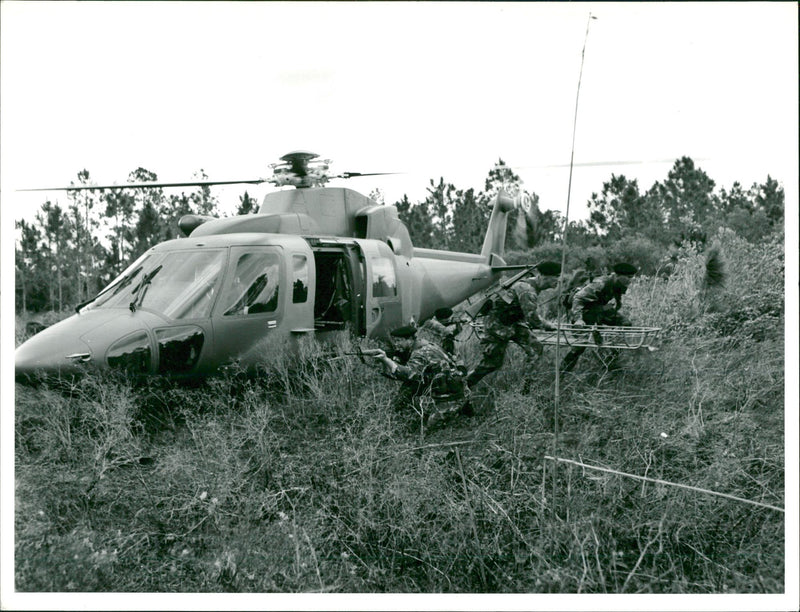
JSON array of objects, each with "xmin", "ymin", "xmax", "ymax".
[
  {"xmin": 1, "ymin": 3, "xmax": 798, "ymax": 609},
  {"xmin": 1, "ymin": 1, "xmax": 797, "ymax": 225}
]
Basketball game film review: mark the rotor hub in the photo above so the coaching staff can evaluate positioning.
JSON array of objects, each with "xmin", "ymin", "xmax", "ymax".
[{"xmin": 270, "ymin": 151, "xmax": 332, "ymax": 188}]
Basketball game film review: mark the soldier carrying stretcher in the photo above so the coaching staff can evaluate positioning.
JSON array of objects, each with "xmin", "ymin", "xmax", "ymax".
[
  {"xmin": 560, "ymin": 262, "xmax": 637, "ymax": 374},
  {"xmin": 465, "ymin": 261, "xmax": 561, "ymax": 388}
]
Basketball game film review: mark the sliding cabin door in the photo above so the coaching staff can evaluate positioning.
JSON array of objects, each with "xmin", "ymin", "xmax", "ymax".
[{"xmin": 361, "ymin": 240, "xmax": 403, "ymax": 337}]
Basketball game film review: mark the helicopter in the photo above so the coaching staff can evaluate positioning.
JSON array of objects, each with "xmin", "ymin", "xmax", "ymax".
[{"xmin": 15, "ymin": 151, "xmax": 526, "ymax": 382}]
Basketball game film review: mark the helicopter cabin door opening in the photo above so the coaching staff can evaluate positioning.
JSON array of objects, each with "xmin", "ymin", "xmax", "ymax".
[{"xmin": 311, "ymin": 245, "xmax": 365, "ymax": 336}]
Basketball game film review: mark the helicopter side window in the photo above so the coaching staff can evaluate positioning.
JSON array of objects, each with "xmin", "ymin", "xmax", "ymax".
[
  {"xmin": 292, "ymin": 255, "xmax": 309, "ymax": 303},
  {"xmin": 156, "ymin": 326, "xmax": 205, "ymax": 373},
  {"xmin": 221, "ymin": 252, "xmax": 280, "ymax": 316},
  {"xmin": 106, "ymin": 331, "xmax": 152, "ymax": 373},
  {"xmin": 371, "ymin": 256, "xmax": 397, "ymax": 298}
]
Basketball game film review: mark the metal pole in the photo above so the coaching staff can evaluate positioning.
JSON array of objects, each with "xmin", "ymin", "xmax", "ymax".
[{"xmin": 552, "ymin": 12, "xmax": 597, "ymax": 513}]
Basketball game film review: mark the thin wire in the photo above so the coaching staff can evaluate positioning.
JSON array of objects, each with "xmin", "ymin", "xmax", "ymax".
[
  {"xmin": 545, "ymin": 456, "xmax": 785, "ymax": 513},
  {"xmin": 552, "ymin": 12, "xmax": 597, "ymax": 513}
]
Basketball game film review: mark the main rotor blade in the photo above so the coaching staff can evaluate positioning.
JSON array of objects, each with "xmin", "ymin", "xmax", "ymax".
[
  {"xmin": 514, "ymin": 158, "xmax": 706, "ymax": 170},
  {"xmin": 18, "ymin": 178, "xmax": 269, "ymax": 192},
  {"xmin": 334, "ymin": 171, "xmax": 403, "ymax": 179},
  {"xmin": 526, "ymin": 160, "xmax": 669, "ymax": 169}
]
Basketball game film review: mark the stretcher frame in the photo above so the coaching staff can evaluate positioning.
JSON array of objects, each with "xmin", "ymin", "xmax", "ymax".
[{"xmin": 530, "ymin": 324, "xmax": 662, "ymax": 350}]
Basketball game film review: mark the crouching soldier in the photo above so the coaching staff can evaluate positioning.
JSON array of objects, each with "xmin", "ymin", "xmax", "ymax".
[
  {"xmin": 560, "ymin": 262, "xmax": 637, "ymax": 374},
  {"xmin": 368, "ymin": 325, "xmax": 471, "ymax": 429},
  {"xmin": 466, "ymin": 261, "xmax": 561, "ymax": 388},
  {"xmin": 418, "ymin": 307, "xmax": 462, "ymax": 356}
]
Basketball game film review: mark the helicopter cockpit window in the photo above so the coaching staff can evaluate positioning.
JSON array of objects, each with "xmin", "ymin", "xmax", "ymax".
[
  {"xmin": 86, "ymin": 250, "xmax": 225, "ymax": 319},
  {"xmin": 84, "ymin": 251, "xmax": 154, "ymax": 311},
  {"xmin": 221, "ymin": 252, "xmax": 280, "ymax": 316},
  {"xmin": 292, "ymin": 255, "xmax": 309, "ymax": 303},
  {"xmin": 371, "ymin": 256, "xmax": 397, "ymax": 298},
  {"xmin": 137, "ymin": 250, "xmax": 226, "ymax": 319}
]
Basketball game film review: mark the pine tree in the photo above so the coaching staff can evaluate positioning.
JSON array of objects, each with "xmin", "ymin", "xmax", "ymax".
[
  {"xmin": 104, "ymin": 188, "xmax": 136, "ymax": 274},
  {"xmin": 587, "ymin": 174, "xmax": 663, "ymax": 243},
  {"xmin": 40, "ymin": 200, "xmax": 73, "ymax": 310},
  {"xmin": 67, "ymin": 169, "xmax": 102, "ymax": 302},
  {"xmin": 236, "ymin": 190, "xmax": 259, "ymax": 215},
  {"xmin": 451, "ymin": 187, "xmax": 488, "ymax": 252},
  {"xmin": 15, "ymin": 219, "xmax": 44, "ymax": 312},
  {"xmin": 714, "ymin": 181, "xmax": 770, "ymax": 242},
  {"xmin": 132, "ymin": 200, "xmax": 163, "ymax": 256},
  {"xmin": 648, "ymin": 157, "xmax": 716, "ymax": 245},
  {"xmin": 189, "ymin": 169, "xmax": 219, "ymax": 216},
  {"xmin": 752, "ymin": 175, "xmax": 784, "ymax": 226},
  {"xmin": 395, "ymin": 194, "xmax": 434, "ymax": 248},
  {"xmin": 368, "ymin": 188, "xmax": 385, "ymax": 205},
  {"xmin": 425, "ymin": 178, "xmax": 458, "ymax": 250}
]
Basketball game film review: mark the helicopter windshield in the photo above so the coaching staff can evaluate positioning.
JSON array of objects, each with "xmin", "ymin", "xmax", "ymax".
[
  {"xmin": 88, "ymin": 250, "xmax": 226, "ymax": 320},
  {"xmin": 79, "ymin": 251, "xmax": 152, "ymax": 312}
]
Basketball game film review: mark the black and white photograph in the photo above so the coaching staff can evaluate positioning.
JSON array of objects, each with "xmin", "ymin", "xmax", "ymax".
[{"xmin": 1, "ymin": 2, "xmax": 797, "ymax": 610}]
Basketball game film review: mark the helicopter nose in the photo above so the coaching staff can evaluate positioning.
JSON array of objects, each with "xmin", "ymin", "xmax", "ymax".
[{"xmin": 15, "ymin": 333, "xmax": 94, "ymax": 383}]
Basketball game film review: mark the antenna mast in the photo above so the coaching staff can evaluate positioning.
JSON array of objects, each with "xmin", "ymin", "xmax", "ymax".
[{"xmin": 552, "ymin": 12, "xmax": 598, "ymax": 512}]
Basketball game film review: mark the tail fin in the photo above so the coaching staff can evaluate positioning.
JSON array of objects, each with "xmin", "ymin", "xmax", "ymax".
[{"xmin": 480, "ymin": 190, "xmax": 516, "ymax": 264}]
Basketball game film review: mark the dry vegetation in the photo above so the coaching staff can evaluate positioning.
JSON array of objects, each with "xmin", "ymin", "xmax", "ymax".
[{"xmin": 14, "ymin": 230, "xmax": 785, "ymax": 593}]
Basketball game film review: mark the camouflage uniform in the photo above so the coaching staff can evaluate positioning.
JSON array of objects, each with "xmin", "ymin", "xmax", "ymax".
[
  {"xmin": 561, "ymin": 274, "xmax": 632, "ymax": 373},
  {"xmin": 418, "ymin": 316, "xmax": 461, "ymax": 356},
  {"xmin": 560, "ymin": 268, "xmax": 592, "ymax": 315},
  {"xmin": 389, "ymin": 337, "xmax": 470, "ymax": 426},
  {"xmin": 466, "ymin": 281, "xmax": 553, "ymax": 387}
]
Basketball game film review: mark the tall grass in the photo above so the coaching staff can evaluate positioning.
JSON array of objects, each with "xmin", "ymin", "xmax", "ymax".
[{"xmin": 14, "ymin": 230, "xmax": 785, "ymax": 593}]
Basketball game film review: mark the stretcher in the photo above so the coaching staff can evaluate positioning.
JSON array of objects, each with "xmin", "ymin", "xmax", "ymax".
[{"xmin": 530, "ymin": 324, "xmax": 662, "ymax": 350}]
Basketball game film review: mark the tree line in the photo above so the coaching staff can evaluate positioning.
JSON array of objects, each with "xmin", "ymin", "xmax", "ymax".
[
  {"xmin": 15, "ymin": 168, "xmax": 259, "ymax": 313},
  {"xmin": 15, "ymin": 156, "xmax": 783, "ymax": 313},
  {"xmin": 395, "ymin": 156, "xmax": 784, "ymax": 276}
]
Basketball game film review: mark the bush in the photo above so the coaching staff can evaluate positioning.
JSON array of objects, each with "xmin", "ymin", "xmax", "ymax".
[
  {"xmin": 605, "ymin": 235, "xmax": 666, "ymax": 276},
  {"xmin": 505, "ymin": 243, "xmax": 608, "ymax": 277},
  {"xmin": 506, "ymin": 236, "xmax": 666, "ymax": 278}
]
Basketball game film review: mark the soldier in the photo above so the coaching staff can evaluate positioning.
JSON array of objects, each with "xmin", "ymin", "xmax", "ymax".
[
  {"xmin": 368, "ymin": 325, "xmax": 471, "ymax": 428},
  {"xmin": 560, "ymin": 267, "xmax": 592, "ymax": 315},
  {"xmin": 560, "ymin": 262, "xmax": 637, "ymax": 373},
  {"xmin": 418, "ymin": 307, "xmax": 462, "ymax": 356},
  {"xmin": 465, "ymin": 261, "xmax": 561, "ymax": 388}
]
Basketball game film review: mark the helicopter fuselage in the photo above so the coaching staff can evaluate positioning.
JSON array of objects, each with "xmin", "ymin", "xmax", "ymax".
[
  {"xmin": 15, "ymin": 231, "xmax": 499, "ymax": 381},
  {"xmin": 16, "ymin": 185, "xmax": 514, "ymax": 382}
]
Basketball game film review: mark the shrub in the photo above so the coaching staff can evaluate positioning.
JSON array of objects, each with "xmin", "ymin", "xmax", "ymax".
[{"xmin": 605, "ymin": 235, "xmax": 666, "ymax": 276}]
